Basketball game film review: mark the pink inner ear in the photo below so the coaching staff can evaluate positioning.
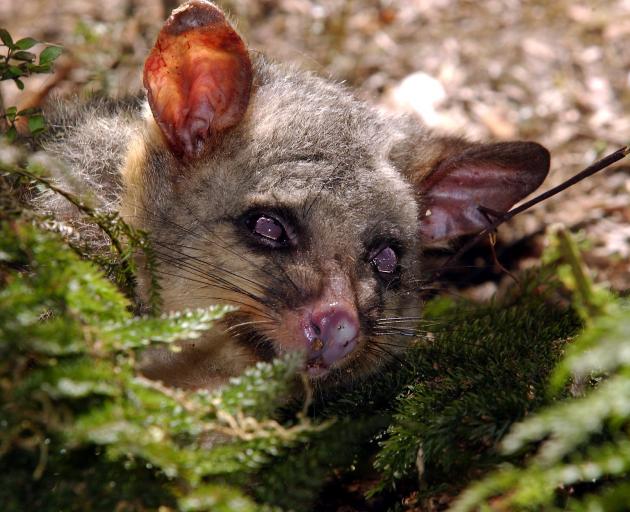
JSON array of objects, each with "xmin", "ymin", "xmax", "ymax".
[
  {"xmin": 143, "ymin": 1, "xmax": 252, "ymax": 159},
  {"xmin": 418, "ymin": 142, "xmax": 550, "ymax": 244}
]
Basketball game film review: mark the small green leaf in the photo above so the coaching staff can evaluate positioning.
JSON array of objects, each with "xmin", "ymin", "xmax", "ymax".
[
  {"xmin": 0, "ymin": 28, "xmax": 13, "ymax": 48},
  {"xmin": 27, "ymin": 63, "xmax": 52, "ymax": 73},
  {"xmin": 6, "ymin": 125, "xmax": 17, "ymax": 142},
  {"xmin": 5, "ymin": 106, "xmax": 17, "ymax": 121},
  {"xmin": 27, "ymin": 114, "xmax": 46, "ymax": 135},
  {"xmin": 14, "ymin": 37, "xmax": 38, "ymax": 50},
  {"xmin": 11, "ymin": 50, "xmax": 36, "ymax": 62},
  {"xmin": 39, "ymin": 45, "xmax": 63, "ymax": 65},
  {"xmin": 8, "ymin": 65, "xmax": 23, "ymax": 78},
  {"xmin": 14, "ymin": 78, "xmax": 24, "ymax": 90}
]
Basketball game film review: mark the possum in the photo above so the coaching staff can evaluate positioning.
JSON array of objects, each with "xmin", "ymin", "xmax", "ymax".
[{"xmin": 40, "ymin": 0, "xmax": 550, "ymax": 389}]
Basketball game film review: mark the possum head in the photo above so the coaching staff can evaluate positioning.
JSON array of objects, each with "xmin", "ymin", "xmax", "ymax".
[{"xmin": 126, "ymin": 0, "xmax": 549, "ymax": 389}]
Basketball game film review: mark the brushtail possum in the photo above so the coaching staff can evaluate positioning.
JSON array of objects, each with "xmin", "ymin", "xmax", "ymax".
[{"xmin": 42, "ymin": 0, "xmax": 550, "ymax": 389}]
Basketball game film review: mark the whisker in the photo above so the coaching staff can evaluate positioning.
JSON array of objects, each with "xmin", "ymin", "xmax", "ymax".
[
  {"xmin": 130, "ymin": 201, "xmax": 293, "ymax": 290},
  {"xmin": 373, "ymin": 331, "xmax": 427, "ymax": 338},
  {"xmin": 153, "ymin": 257, "xmax": 270, "ymax": 308},
  {"xmin": 224, "ymin": 319, "xmax": 275, "ymax": 335},
  {"xmin": 364, "ymin": 345, "xmax": 413, "ymax": 371},
  {"xmin": 302, "ymin": 179, "xmax": 328, "ymax": 220},
  {"xmin": 182, "ymin": 207, "xmax": 293, "ymax": 285},
  {"xmin": 155, "ymin": 240, "xmax": 272, "ymax": 296},
  {"xmin": 148, "ymin": 241, "xmax": 276, "ymax": 302},
  {"xmin": 152, "ymin": 269, "xmax": 273, "ymax": 318},
  {"xmin": 370, "ymin": 339, "xmax": 412, "ymax": 349},
  {"xmin": 374, "ymin": 319, "xmax": 444, "ymax": 327}
]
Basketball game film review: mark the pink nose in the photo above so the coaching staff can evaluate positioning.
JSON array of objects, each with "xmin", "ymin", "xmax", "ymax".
[{"xmin": 303, "ymin": 302, "xmax": 359, "ymax": 368}]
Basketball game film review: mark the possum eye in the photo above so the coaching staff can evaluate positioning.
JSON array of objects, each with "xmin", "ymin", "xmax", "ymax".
[
  {"xmin": 371, "ymin": 246, "xmax": 398, "ymax": 275},
  {"xmin": 254, "ymin": 216, "xmax": 283, "ymax": 240},
  {"xmin": 244, "ymin": 213, "xmax": 295, "ymax": 248}
]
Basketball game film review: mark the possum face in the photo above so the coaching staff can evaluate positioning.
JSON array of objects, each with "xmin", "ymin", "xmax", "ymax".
[{"xmin": 125, "ymin": 1, "xmax": 549, "ymax": 389}]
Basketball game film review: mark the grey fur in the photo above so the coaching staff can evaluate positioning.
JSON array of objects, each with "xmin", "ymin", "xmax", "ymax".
[
  {"xmin": 41, "ymin": 97, "xmax": 142, "ymax": 208},
  {"xmin": 37, "ymin": 97, "xmax": 144, "ymax": 248}
]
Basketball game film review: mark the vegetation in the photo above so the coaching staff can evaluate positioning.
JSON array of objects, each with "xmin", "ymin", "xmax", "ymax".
[
  {"xmin": 0, "ymin": 30, "xmax": 61, "ymax": 140},
  {"xmin": 2, "ymin": 28, "xmax": 630, "ymax": 511},
  {"xmin": 453, "ymin": 230, "xmax": 630, "ymax": 511}
]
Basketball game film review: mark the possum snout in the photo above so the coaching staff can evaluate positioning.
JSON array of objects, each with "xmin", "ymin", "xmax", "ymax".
[
  {"xmin": 301, "ymin": 300, "xmax": 359, "ymax": 377},
  {"xmin": 274, "ymin": 271, "xmax": 361, "ymax": 378}
]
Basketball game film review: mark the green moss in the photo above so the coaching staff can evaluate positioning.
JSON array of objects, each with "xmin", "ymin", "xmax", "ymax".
[
  {"xmin": 371, "ymin": 280, "xmax": 580, "ymax": 498},
  {"xmin": 453, "ymin": 231, "xmax": 630, "ymax": 511}
]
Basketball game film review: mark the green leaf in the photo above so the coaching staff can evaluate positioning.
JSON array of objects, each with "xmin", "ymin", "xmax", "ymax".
[
  {"xmin": 39, "ymin": 45, "xmax": 63, "ymax": 65},
  {"xmin": 11, "ymin": 50, "xmax": 36, "ymax": 62},
  {"xmin": 26, "ymin": 63, "xmax": 52, "ymax": 73},
  {"xmin": 6, "ymin": 125, "xmax": 17, "ymax": 142},
  {"xmin": 7, "ymin": 65, "xmax": 23, "ymax": 78},
  {"xmin": 100, "ymin": 305, "xmax": 233, "ymax": 350},
  {"xmin": 179, "ymin": 484, "xmax": 260, "ymax": 512},
  {"xmin": 5, "ymin": 106, "xmax": 17, "ymax": 121},
  {"xmin": 210, "ymin": 352, "xmax": 303, "ymax": 418},
  {"xmin": 0, "ymin": 28, "xmax": 13, "ymax": 48},
  {"xmin": 23, "ymin": 359, "xmax": 120, "ymax": 399},
  {"xmin": 14, "ymin": 78, "xmax": 24, "ymax": 90},
  {"xmin": 14, "ymin": 37, "xmax": 38, "ymax": 50},
  {"xmin": 27, "ymin": 114, "xmax": 46, "ymax": 135}
]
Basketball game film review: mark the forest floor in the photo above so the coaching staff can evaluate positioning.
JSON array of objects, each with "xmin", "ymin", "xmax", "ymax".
[{"xmin": 2, "ymin": 0, "xmax": 629, "ymax": 294}]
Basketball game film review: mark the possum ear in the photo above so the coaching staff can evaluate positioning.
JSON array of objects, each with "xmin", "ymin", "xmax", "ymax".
[
  {"xmin": 407, "ymin": 140, "xmax": 550, "ymax": 246},
  {"xmin": 143, "ymin": 0, "xmax": 252, "ymax": 159}
]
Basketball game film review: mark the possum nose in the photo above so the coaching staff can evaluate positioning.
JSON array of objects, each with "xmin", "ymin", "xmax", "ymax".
[{"xmin": 307, "ymin": 303, "xmax": 359, "ymax": 366}]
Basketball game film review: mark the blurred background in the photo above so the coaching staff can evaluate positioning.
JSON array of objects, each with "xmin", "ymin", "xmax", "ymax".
[{"xmin": 1, "ymin": 0, "xmax": 629, "ymax": 292}]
